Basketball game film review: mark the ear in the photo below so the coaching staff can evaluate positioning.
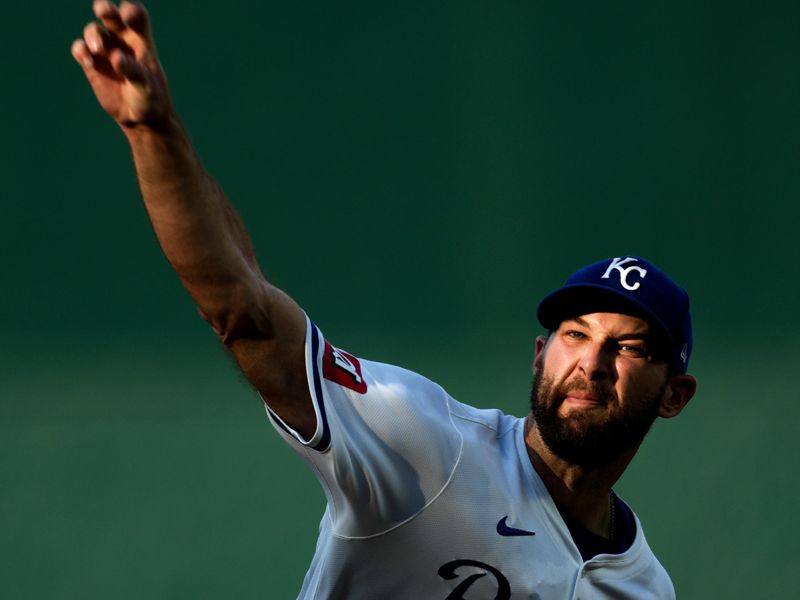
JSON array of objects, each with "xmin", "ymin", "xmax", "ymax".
[
  {"xmin": 658, "ymin": 374, "xmax": 697, "ymax": 418},
  {"xmin": 533, "ymin": 335, "xmax": 549, "ymax": 375}
]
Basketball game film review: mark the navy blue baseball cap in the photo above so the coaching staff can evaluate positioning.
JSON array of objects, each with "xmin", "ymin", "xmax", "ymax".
[{"xmin": 537, "ymin": 256, "xmax": 692, "ymax": 373}]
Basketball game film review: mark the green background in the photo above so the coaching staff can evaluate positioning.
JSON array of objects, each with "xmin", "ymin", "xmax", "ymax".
[{"xmin": 3, "ymin": 1, "xmax": 798, "ymax": 597}]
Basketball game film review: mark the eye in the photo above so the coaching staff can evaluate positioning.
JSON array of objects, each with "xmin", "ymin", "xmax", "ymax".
[
  {"xmin": 618, "ymin": 343, "xmax": 648, "ymax": 358},
  {"xmin": 564, "ymin": 330, "xmax": 587, "ymax": 340}
]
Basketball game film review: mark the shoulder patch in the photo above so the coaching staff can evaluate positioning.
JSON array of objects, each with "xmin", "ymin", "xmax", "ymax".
[{"xmin": 322, "ymin": 340, "xmax": 368, "ymax": 394}]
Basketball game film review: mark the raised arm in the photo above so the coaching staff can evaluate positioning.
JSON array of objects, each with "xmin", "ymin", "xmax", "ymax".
[{"xmin": 71, "ymin": 0, "xmax": 315, "ymax": 438}]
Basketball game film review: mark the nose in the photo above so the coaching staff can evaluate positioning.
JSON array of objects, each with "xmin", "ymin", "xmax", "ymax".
[{"xmin": 578, "ymin": 342, "xmax": 614, "ymax": 381}]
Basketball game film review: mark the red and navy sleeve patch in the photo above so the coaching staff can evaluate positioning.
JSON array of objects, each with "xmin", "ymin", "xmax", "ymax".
[{"xmin": 322, "ymin": 340, "xmax": 368, "ymax": 394}]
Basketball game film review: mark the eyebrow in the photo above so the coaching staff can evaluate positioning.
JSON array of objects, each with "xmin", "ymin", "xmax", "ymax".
[{"xmin": 568, "ymin": 316, "xmax": 590, "ymax": 327}]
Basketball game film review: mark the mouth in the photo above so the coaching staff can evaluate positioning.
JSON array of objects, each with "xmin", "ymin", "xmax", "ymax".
[
  {"xmin": 562, "ymin": 394, "xmax": 605, "ymax": 408},
  {"xmin": 552, "ymin": 378, "xmax": 616, "ymax": 413},
  {"xmin": 558, "ymin": 383, "xmax": 614, "ymax": 411}
]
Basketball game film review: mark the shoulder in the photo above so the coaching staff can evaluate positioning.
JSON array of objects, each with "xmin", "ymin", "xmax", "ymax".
[{"xmin": 447, "ymin": 397, "xmax": 521, "ymax": 438}]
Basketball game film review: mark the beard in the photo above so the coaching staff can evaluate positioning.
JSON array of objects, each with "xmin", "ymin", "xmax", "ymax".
[{"xmin": 529, "ymin": 371, "xmax": 663, "ymax": 470}]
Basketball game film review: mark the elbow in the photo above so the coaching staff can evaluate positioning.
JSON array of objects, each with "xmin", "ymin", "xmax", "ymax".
[{"xmin": 197, "ymin": 284, "xmax": 275, "ymax": 346}]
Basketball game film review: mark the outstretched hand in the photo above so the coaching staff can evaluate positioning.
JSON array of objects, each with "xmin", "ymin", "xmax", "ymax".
[{"xmin": 71, "ymin": 0, "xmax": 172, "ymax": 128}]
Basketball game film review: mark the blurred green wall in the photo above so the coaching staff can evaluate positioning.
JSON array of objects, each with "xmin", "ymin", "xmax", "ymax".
[{"xmin": 3, "ymin": 1, "xmax": 798, "ymax": 598}]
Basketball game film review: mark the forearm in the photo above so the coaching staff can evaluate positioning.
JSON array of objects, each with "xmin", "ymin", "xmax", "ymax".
[{"xmin": 124, "ymin": 116, "xmax": 267, "ymax": 341}]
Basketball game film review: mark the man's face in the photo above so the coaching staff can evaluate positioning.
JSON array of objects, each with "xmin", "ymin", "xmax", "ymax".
[{"xmin": 530, "ymin": 312, "xmax": 670, "ymax": 469}]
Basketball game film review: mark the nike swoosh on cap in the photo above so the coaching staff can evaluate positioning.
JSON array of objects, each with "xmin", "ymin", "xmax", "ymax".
[{"xmin": 496, "ymin": 516, "xmax": 536, "ymax": 537}]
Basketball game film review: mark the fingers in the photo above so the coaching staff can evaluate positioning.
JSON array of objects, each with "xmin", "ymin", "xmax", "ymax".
[
  {"xmin": 78, "ymin": 3, "xmax": 149, "ymax": 74},
  {"xmin": 73, "ymin": 2, "xmax": 156, "ymax": 82},
  {"xmin": 74, "ymin": 27, "xmax": 118, "ymax": 83},
  {"xmin": 119, "ymin": 1, "xmax": 151, "ymax": 39},
  {"xmin": 109, "ymin": 48, "xmax": 147, "ymax": 83},
  {"xmin": 73, "ymin": 35, "xmax": 147, "ymax": 85},
  {"xmin": 82, "ymin": 21, "xmax": 111, "ymax": 55},
  {"xmin": 93, "ymin": 0, "xmax": 150, "ymax": 37},
  {"xmin": 71, "ymin": 38, "xmax": 94, "ymax": 71},
  {"xmin": 93, "ymin": 0, "xmax": 125, "ymax": 33}
]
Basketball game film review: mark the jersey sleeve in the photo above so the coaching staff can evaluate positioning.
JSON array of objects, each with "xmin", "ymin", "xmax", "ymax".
[{"xmin": 264, "ymin": 314, "xmax": 463, "ymax": 538}]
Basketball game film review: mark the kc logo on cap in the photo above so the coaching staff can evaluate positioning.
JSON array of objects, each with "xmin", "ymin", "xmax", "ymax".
[{"xmin": 601, "ymin": 257, "xmax": 648, "ymax": 291}]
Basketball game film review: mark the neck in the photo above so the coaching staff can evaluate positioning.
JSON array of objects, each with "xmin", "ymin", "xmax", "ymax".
[{"xmin": 524, "ymin": 416, "xmax": 637, "ymax": 538}]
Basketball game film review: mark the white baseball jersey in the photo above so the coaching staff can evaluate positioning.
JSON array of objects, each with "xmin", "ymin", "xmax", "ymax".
[{"xmin": 266, "ymin": 316, "xmax": 675, "ymax": 599}]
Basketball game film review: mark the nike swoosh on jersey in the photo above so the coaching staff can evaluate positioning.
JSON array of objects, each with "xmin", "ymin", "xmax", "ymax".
[{"xmin": 496, "ymin": 516, "xmax": 536, "ymax": 537}]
